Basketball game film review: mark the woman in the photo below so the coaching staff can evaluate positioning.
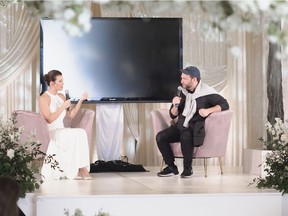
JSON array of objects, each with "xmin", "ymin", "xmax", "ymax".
[{"xmin": 39, "ymin": 69, "xmax": 91, "ymax": 180}]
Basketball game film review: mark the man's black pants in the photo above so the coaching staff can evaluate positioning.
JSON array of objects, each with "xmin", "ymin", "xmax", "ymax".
[{"xmin": 156, "ymin": 125, "xmax": 194, "ymax": 169}]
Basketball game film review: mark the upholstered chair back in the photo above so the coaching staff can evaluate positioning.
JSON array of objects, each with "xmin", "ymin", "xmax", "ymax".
[{"xmin": 14, "ymin": 110, "xmax": 50, "ymax": 154}]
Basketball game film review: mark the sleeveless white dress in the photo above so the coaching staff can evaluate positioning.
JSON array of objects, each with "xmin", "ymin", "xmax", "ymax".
[{"xmin": 41, "ymin": 91, "xmax": 90, "ymax": 180}]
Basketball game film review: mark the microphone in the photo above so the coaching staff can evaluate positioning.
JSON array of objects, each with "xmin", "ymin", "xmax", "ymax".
[
  {"xmin": 177, "ymin": 86, "xmax": 182, "ymax": 97},
  {"xmin": 65, "ymin": 90, "xmax": 70, "ymax": 111},
  {"xmin": 175, "ymin": 86, "xmax": 182, "ymax": 108}
]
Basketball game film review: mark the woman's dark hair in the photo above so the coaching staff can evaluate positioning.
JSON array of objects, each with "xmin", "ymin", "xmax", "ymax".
[
  {"xmin": 43, "ymin": 70, "xmax": 62, "ymax": 86},
  {"xmin": 0, "ymin": 177, "xmax": 20, "ymax": 216}
]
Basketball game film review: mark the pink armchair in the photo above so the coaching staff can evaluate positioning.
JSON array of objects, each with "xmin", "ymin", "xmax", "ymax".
[
  {"xmin": 151, "ymin": 109, "xmax": 233, "ymax": 177},
  {"xmin": 63, "ymin": 108, "xmax": 95, "ymax": 150},
  {"xmin": 14, "ymin": 109, "xmax": 95, "ymax": 154}
]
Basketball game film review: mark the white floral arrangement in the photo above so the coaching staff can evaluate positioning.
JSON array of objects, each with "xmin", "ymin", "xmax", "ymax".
[
  {"xmin": 261, "ymin": 118, "xmax": 288, "ymax": 150},
  {"xmin": 24, "ymin": 0, "xmax": 92, "ymax": 37},
  {"xmin": 195, "ymin": 1, "xmax": 288, "ymax": 59},
  {"xmin": 0, "ymin": 112, "xmax": 60, "ymax": 198},
  {"xmin": 0, "ymin": 0, "xmax": 93, "ymax": 37},
  {"xmin": 2, "ymin": 0, "xmax": 288, "ymax": 57}
]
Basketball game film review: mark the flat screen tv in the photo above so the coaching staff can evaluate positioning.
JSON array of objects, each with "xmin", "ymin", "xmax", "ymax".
[{"xmin": 40, "ymin": 17, "xmax": 183, "ymax": 103}]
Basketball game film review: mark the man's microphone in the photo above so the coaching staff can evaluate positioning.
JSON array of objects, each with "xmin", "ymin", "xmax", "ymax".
[
  {"xmin": 65, "ymin": 90, "xmax": 70, "ymax": 111},
  {"xmin": 175, "ymin": 86, "xmax": 182, "ymax": 108}
]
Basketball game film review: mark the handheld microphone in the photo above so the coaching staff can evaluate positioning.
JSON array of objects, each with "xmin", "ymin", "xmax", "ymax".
[
  {"xmin": 65, "ymin": 90, "xmax": 70, "ymax": 111},
  {"xmin": 175, "ymin": 86, "xmax": 182, "ymax": 108},
  {"xmin": 177, "ymin": 86, "xmax": 182, "ymax": 97}
]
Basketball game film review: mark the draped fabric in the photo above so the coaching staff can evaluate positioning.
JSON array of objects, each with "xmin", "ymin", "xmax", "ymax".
[
  {"xmin": 2, "ymin": 2, "xmax": 287, "ymax": 167},
  {"xmin": 0, "ymin": 3, "xmax": 40, "ymax": 117},
  {"xmin": 95, "ymin": 104, "xmax": 123, "ymax": 161}
]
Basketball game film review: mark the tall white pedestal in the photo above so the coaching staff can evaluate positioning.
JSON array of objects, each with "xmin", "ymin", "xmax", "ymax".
[{"xmin": 243, "ymin": 148, "xmax": 271, "ymax": 176}]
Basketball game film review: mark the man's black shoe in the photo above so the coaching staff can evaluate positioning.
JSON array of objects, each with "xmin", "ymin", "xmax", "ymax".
[
  {"xmin": 180, "ymin": 168, "xmax": 193, "ymax": 178},
  {"xmin": 157, "ymin": 166, "xmax": 179, "ymax": 177}
]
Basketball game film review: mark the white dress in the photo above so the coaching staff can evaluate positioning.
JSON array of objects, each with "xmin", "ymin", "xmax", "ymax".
[{"xmin": 41, "ymin": 91, "xmax": 90, "ymax": 180}]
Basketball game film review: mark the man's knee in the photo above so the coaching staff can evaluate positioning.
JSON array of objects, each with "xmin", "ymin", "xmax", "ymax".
[{"xmin": 156, "ymin": 131, "xmax": 164, "ymax": 144}]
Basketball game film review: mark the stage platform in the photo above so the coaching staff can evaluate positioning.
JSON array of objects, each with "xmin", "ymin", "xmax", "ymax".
[{"xmin": 18, "ymin": 166, "xmax": 287, "ymax": 216}]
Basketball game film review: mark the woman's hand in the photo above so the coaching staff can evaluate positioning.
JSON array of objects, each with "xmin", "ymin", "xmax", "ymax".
[
  {"xmin": 64, "ymin": 99, "xmax": 71, "ymax": 110},
  {"xmin": 68, "ymin": 91, "xmax": 88, "ymax": 119},
  {"xmin": 80, "ymin": 91, "xmax": 88, "ymax": 101}
]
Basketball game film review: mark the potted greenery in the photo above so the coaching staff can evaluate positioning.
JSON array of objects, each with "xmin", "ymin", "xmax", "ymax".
[
  {"xmin": 0, "ymin": 112, "xmax": 60, "ymax": 198},
  {"xmin": 251, "ymin": 118, "xmax": 288, "ymax": 194}
]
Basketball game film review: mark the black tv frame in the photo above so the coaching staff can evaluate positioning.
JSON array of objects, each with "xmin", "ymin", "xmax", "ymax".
[{"xmin": 40, "ymin": 17, "xmax": 183, "ymax": 103}]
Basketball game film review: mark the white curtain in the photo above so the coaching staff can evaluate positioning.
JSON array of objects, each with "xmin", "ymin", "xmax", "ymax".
[{"xmin": 2, "ymin": 1, "xmax": 282, "ymax": 167}]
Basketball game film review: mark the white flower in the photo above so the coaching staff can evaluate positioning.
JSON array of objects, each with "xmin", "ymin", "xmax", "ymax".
[
  {"xmin": 43, "ymin": 1, "xmax": 65, "ymax": 18},
  {"xmin": 265, "ymin": 121, "xmax": 272, "ymax": 130},
  {"xmin": 236, "ymin": 1, "xmax": 259, "ymax": 14},
  {"xmin": 64, "ymin": 22, "xmax": 82, "ymax": 37},
  {"xmin": 274, "ymin": 2, "xmax": 288, "ymax": 17},
  {"xmin": 281, "ymin": 133, "xmax": 288, "ymax": 144},
  {"xmin": 9, "ymin": 134, "xmax": 15, "ymax": 142},
  {"xmin": 94, "ymin": 0, "xmax": 111, "ymax": 4},
  {"xmin": 256, "ymin": 0, "xmax": 273, "ymax": 12},
  {"xmin": 77, "ymin": 9, "xmax": 91, "ymax": 26},
  {"xmin": 275, "ymin": 51, "xmax": 282, "ymax": 60},
  {"xmin": 82, "ymin": 22, "xmax": 91, "ymax": 33},
  {"xmin": 63, "ymin": 8, "xmax": 76, "ymax": 20},
  {"xmin": 230, "ymin": 46, "xmax": 242, "ymax": 58},
  {"xmin": 267, "ymin": 35, "xmax": 279, "ymax": 44},
  {"xmin": 7, "ymin": 149, "xmax": 14, "ymax": 159},
  {"xmin": 221, "ymin": 14, "xmax": 242, "ymax": 31}
]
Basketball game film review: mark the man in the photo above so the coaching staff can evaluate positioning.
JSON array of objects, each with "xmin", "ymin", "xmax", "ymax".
[{"xmin": 156, "ymin": 66, "xmax": 229, "ymax": 178}]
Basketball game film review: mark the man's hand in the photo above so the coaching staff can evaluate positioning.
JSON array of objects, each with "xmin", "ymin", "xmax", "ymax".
[
  {"xmin": 198, "ymin": 108, "xmax": 210, "ymax": 117},
  {"xmin": 199, "ymin": 105, "xmax": 222, "ymax": 117},
  {"xmin": 172, "ymin": 96, "xmax": 181, "ymax": 107}
]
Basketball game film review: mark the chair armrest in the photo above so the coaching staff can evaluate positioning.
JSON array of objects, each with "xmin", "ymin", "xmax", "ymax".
[
  {"xmin": 198, "ymin": 110, "xmax": 233, "ymax": 155},
  {"xmin": 68, "ymin": 108, "xmax": 95, "ymax": 147},
  {"xmin": 151, "ymin": 109, "xmax": 172, "ymax": 134}
]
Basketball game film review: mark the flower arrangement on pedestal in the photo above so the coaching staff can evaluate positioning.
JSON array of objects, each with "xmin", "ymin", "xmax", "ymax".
[
  {"xmin": 0, "ymin": 112, "xmax": 60, "ymax": 198},
  {"xmin": 251, "ymin": 118, "xmax": 288, "ymax": 194}
]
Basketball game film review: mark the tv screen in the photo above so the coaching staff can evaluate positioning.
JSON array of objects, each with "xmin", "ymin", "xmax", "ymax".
[{"xmin": 40, "ymin": 17, "xmax": 183, "ymax": 103}]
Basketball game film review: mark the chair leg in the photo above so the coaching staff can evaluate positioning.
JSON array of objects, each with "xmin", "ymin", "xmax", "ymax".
[
  {"xmin": 218, "ymin": 157, "xmax": 223, "ymax": 175},
  {"xmin": 204, "ymin": 158, "xmax": 207, "ymax": 178},
  {"xmin": 160, "ymin": 159, "xmax": 164, "ymax": 171}
]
